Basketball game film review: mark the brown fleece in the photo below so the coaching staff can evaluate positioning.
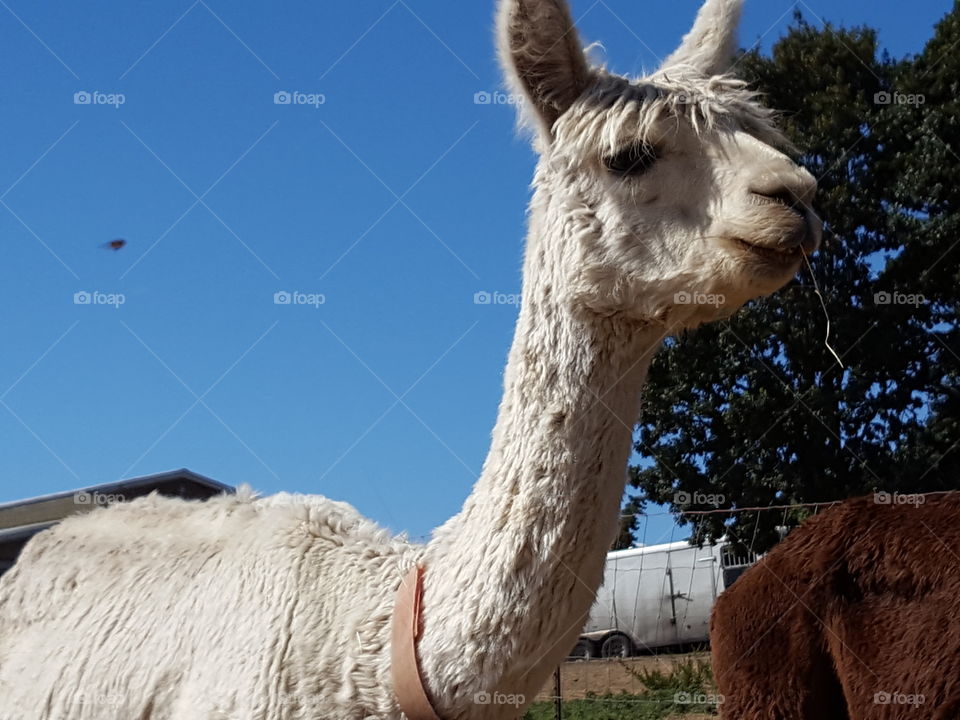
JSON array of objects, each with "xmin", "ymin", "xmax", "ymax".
[{"xmin": 711, "ymin": 494, "xmax": 960, "ymax": 720}]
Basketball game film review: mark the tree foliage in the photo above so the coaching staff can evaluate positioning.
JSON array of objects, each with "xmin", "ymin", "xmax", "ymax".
[{"xmin": 625, "ymin": 7, "xmax": 960, "ymax": 553}]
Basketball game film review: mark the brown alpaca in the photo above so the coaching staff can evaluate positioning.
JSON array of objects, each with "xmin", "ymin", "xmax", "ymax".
[{"xmin": 711, "ymin": 493, "xmax": 960, "ymax": 720}]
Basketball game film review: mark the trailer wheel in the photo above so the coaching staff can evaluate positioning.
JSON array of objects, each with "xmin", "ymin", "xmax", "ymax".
[
  {"xmin": 600, "ymin": 633, "xmax": 634, "ymax": 658},
  {"xmin": 567, "ymin": 638, "xmax": 597, "ymax": 661}
]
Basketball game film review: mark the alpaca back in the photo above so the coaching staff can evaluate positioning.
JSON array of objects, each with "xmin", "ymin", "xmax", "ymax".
[{"xmin": 0, "ymin": 490, "xmax": 418, "ymax": 720}]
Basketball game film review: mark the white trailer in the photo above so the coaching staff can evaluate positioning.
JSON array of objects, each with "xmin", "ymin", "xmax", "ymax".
[{"xmin": 570, "ymin": 540, "xmax": 756, "ymax": 658}]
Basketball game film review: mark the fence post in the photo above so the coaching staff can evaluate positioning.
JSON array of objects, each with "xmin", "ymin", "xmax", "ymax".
[{"xmin": 554, "ymin": 665, "xmax": 563, "ymax": 720}]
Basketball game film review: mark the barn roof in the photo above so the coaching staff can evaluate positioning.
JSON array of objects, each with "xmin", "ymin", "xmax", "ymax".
[{"xmin": 0, "ymin": 469, "xmax": 233, "ymax": 574}]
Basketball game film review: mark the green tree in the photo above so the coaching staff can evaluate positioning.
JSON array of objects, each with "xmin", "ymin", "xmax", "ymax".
[
  {"xmin": 624, "ymin": 9, "xmax": 960, "ymax": 553},
  {"xmin": 881, "ymin": 3, "xmax": 960, "ymax": 485}
]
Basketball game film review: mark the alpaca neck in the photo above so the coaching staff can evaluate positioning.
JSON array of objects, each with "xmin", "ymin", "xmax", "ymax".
[{"xmin": 418, "ymin": 237, "xmax": 664, "ymax": 715}]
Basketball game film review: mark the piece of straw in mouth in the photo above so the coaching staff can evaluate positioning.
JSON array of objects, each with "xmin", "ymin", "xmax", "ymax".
[{"xmin": 802, "ymin": 253, "xmax": 844, "ymax": 370}]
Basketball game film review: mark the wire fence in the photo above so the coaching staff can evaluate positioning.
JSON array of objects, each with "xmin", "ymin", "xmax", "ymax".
[{"xmin": 531, "ymin": 655, "xmax": 719, "ymax": 720}]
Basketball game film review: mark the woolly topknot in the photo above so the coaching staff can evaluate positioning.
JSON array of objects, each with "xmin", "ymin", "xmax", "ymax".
[{"xmin": 554, "ymin": 70, "xmax": 790, "ymax": 159}]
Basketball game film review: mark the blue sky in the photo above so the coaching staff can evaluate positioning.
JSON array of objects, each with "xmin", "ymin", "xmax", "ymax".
[{"xmin": 0, "ymin": 0, "xmax": 951, "ymax": 544}]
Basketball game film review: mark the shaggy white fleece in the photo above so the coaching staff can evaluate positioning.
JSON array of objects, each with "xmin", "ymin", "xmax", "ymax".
[{"xmin": 0, "ymin": 489, "xmax": 417, "ymax": 719}]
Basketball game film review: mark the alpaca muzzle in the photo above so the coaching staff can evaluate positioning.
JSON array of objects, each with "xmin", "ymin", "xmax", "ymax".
[{"xmin": 747, "ymin": 164, "xmax": 822, "ymax": 255}]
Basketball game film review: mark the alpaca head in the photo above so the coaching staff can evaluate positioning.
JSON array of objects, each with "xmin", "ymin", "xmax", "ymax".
[{"xmin": 499, "ymin": 0, "xmax": 823, "ymax": 328}]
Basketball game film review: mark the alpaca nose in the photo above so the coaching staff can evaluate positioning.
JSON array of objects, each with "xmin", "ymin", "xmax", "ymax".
[
  {"xmin": 751, "ymin": 188, "xmax": 806, "ymax": 219},
  {"xmin": 750, "ymin": 165, "xmax": 816, "ymax": 212}
]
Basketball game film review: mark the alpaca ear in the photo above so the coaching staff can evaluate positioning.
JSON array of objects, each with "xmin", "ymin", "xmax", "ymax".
[
  {"xmin": 660, "ymin": 0, "xmax": 743, "ymax": 77},
  {"xmin": 497, "ymin": 0, "xmax": 592, "ymax": 139}
]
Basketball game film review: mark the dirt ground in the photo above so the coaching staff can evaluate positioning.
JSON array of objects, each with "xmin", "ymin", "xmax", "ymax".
[{"xmin": 535, "ymin": 652, "xmax": 713, "ymax": 700}]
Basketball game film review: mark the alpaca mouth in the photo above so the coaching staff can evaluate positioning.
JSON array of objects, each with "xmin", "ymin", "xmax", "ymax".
[{"xmin": 730, "ymin": 237, "xmax": 808, "ymax": 273}]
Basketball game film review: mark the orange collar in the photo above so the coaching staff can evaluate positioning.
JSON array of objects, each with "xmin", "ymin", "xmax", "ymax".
[{"xmin": 391, "ymin": 565, "xmax": 443, "ymax": 720}]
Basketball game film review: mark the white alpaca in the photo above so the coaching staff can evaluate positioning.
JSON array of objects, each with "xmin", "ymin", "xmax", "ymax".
[{"xmin": 0, "ymin": 1, "xmax": 821, "ymax": 718}]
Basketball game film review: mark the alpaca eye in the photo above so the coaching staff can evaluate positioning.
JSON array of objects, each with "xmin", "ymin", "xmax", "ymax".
[{"xmin": 604, "ymin": 143, "xmax": 658, "ymax": 177}]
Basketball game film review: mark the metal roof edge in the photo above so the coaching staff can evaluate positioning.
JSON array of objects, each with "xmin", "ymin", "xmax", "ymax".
[{"xmin": 0, "ymin": 469, "xmax": 234, "ymax": 512}]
